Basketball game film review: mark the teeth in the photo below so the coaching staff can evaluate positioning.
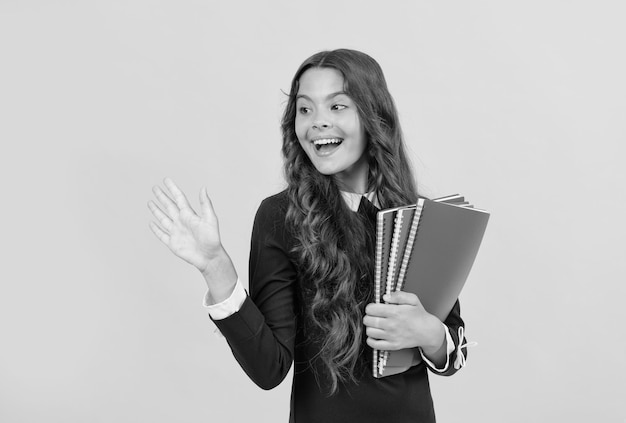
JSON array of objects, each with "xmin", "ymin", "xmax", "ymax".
[{"xmin": 312, "ymin": 138, "xmax": 342, "ymax": 146}]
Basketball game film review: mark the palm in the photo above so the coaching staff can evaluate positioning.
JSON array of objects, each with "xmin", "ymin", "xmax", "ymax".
[
  {"xmin": 169, "ymin": 208, "xmax": 218, "ymax": 266},
  {"xmin": 148, "ymin": 178, "xmax": 222, "ymax": 272}
]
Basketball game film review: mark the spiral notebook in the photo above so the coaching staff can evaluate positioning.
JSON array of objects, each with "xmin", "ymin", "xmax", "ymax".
[{"xmin": 373, "ymin": 195, "xmax": 490, "ymax": 378}]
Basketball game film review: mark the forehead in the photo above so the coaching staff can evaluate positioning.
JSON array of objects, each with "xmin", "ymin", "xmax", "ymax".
[{"xmin": 297, "ymin": 67, "xmax": 345, "ymax": 97}]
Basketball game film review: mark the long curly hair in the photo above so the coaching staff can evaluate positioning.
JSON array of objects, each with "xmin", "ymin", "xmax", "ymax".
[{"xmin": 281, "ymin": 49, "xmax": 418, "ymax": 394}]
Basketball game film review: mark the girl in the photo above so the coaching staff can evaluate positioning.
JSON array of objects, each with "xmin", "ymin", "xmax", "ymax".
[{"xmin": 148, "ymin": 49, "xmax": 468, "ymax": 423}]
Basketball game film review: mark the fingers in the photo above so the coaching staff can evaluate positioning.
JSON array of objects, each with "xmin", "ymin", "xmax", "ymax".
[
  {"xmin": 152, "ymin": 185, "xmax": 179, "ymax": 217},
  {"xmin": 365, "ymin": 325, "xmax": 387, "ymax": 340},
  {"xmin": 149, "ymin": 221, "xmax": 170, "ymax": 245},
  {"xmin": 147, "ymin": 200, "xmax": 172, "ymax": 231},
  {"xmin": 366, "ymin": 337, "xmax": 398, "ymax": 351},
  {"xmin": 163, "ymin": 178, "xmax": 193, "ymax": 212},
  {"xmin": 363, "ymin": 315, "xmax": 392, "ymax": 349},
  {"xmin": 383, "ymin": 291, "xmax": 421, "ymax": 306},
  {"xmin": 364, "ymin": 309, "xmax": 406, "ymax": 351},
  {"xmin": 363, "ymin": 314, "xmax": 386, "ymax": 330},
  {"xmin": 365, "ymin": 302, "xmax": 405, "ymax": 318},
  {"xmin": 365, "ymin": 293, "xmax": 421, "ymax": 318}
]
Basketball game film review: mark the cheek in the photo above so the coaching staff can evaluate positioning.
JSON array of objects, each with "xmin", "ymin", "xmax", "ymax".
[
  {"xmin": 294, "ymin": 116, "xmax": 307, "ymax": 142},
  {"xmin": 345, "ymin": 113, "xmax": 366, "ymax": 147},
  {"xmin": 294, "ymin": 120, "xmax": 310, "ymax": 155},
  {"xmin": 354, "ymin": 124, "xmax": 368, "ymax": 153}
]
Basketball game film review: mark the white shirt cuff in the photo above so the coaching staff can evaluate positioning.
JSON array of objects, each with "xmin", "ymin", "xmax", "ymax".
[
  {"xmin": 203, "ymin": 278, "xmax": 247, "ymax": 320},
  {"xmin": 419, "ymin": 323, "xmax": 455, "ymax": 373}
]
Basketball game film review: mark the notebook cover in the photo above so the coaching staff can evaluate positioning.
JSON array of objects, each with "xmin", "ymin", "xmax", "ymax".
[
  {"xmin": 401, "ymin": 199, "xmax": 489, "ymax": 321},
  {"xmin": 374, "ymin": 196, "xmax": 489, "ymax": 377}
]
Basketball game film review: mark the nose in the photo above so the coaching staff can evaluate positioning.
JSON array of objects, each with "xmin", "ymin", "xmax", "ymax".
[
  {"xmin": 312, "ymin": 110, "xmax": 332, "ymax": 130},
  {"xmin": 312, "ymin": 121, "xmax": 330, "ymax": 130}
]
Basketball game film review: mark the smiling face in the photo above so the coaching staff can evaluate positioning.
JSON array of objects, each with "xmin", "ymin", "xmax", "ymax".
[{"xmin": 295, "ymin": 67, "xmax": 369, "ymax": 193}]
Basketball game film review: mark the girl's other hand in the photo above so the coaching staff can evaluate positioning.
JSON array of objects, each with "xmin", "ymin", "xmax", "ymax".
[
  {"xmin": 363, "ymin": 291, "xmax": 445, "ymax": 354},
  {"xmin": 148, "ymin": 178, "xmax": 223, "ymax": 274}
]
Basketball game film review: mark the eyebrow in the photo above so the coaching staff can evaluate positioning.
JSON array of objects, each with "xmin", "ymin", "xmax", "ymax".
[{"xmin": 296, "ymin": 91, "xmax": 348, "ymax": 102}]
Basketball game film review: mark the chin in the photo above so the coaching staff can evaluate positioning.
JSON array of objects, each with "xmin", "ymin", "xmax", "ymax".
[
  {"xmin": 311, "ymin": 163, "xmax": 341, "ymax": 176},
  {"xmin": 315, "ymin": 168, "xmax": 336, "ymax": 176}
]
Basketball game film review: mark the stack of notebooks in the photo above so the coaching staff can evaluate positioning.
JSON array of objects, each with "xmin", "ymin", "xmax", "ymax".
[{"xmin": 372, "ymin": 194, "xmax": 490, "ymax": 378}]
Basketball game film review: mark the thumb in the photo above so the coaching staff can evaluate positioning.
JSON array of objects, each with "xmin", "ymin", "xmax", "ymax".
[
  {"xmin": 199, "ymin": 187, "xmax": 216, "ymax": 218},
  {"xmin": 384, "ymin": 291, "xmax": 421, "ymax": 306}
]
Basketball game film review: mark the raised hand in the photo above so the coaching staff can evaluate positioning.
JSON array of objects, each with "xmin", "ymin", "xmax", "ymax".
[{"xmin": 148, "ymin": 178, "xmax": 223, "ymax": 275}]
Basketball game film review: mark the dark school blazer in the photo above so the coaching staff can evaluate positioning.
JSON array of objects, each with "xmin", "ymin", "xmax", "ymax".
[{"xmin": 213, "ymin": 191, "xmax": 467, "ymax": 423}]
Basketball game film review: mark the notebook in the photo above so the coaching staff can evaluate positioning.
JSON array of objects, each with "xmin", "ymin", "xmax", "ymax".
[{"xmin": 373, "ymin": 195, "xmax": 490, "ymax": 378}]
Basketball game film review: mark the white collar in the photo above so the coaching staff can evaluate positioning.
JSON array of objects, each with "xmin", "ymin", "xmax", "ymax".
[{"xmin": 340, "ymin": 191, "xmax": 379, "ymax": 212}]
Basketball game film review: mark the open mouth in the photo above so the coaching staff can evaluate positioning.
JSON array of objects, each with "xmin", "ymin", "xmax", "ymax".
[{"xmin": 313, "ymin": 138, "xmax": 343, "ymax": 151}]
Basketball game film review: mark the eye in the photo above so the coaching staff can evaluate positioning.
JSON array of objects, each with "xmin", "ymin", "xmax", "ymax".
[
  {"xmin": 298, "ymin": 106, "xmax": 311, "ymax": 114},
  {"xmin": 331, "ymin": 104, "xmax": 347, "ymax": 111}
]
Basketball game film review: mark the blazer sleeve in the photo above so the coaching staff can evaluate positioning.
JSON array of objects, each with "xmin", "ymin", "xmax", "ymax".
[
  {"xmin": 423, "ymin": 299, "xmax": 469, "ymax": 377},
  {"xmin": 212, "ymin": 194, "xmax": 297, "ymax": 390}
]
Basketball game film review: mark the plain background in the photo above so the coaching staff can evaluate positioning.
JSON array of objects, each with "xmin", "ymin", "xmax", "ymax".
[{"xmin": 1, "ymin": 1, "xmax": 624, "ymax": 422}]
